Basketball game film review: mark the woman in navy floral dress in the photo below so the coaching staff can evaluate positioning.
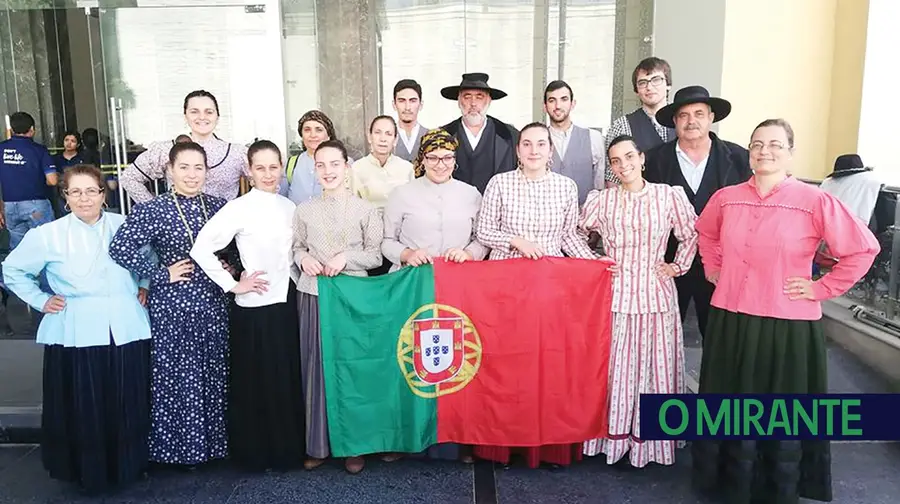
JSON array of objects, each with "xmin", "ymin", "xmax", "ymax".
[{"xmin": 109, "ymin": 142, "xmax": 232, "ymax": 467}]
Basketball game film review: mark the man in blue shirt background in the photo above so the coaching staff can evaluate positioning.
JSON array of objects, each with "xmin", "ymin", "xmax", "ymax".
[{"xmin": 0, "ymin": 111, "xmax": 58, "ymax": 250}]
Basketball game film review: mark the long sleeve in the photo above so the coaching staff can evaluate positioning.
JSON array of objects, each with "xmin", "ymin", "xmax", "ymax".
[
  {"xmin": 560, "ymin": 182, "xmax": 595, "ymax": 259},
  {"xmin": 381, "ymin": 192, "xmax": 408, "ymax": 265},
  {"xmin": 292, "ymin": 207, "xmax": 311, "ymax": 266},
  {"xmin": 1, "ymin": 228, "xmax": 51, "ymax": 311},
  {"xmin": 578, "ymin": 189, "xmax": 603, "ymax": 234},
  {"xmin": 119, "ymin": 142, "xmax": 168, "ymax": 204},
  {"xmin": 810, "ymin": 192, "xmax": 880, "ymax": 300},
  {"xmin": 189, "ymin": 203, "xmax": 240, "ymax": 293},
  {"xmin": 695, "ymin": 190, "xmax": 724, "ymax": 276},
  {"xmin": 109, "ymin": 202, "xmax": 169, "ymax": 286},
  {"xmin": 475, "ymin": 176, "xmax": 515, "ymax": 254},
  {"xmin": 346, "ymin": 206, "xmax": 384, "ymax": 270},
  {"xmin": 464, "ymin": 192, "xmax": 488, "ymax": 260},
  {"xmin": 669, "ymin": 186, "xmax": 699, "ymax": 274}
]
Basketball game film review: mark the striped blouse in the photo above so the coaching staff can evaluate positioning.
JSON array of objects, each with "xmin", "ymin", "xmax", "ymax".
[{"xmin": 578, "ymin": 182, "xmax": 698, "ymax": 314}]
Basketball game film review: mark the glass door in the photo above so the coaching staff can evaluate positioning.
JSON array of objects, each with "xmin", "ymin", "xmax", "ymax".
[{"xmin": 94, "ymin": 0, "xmax": 287, "ymax": 213}]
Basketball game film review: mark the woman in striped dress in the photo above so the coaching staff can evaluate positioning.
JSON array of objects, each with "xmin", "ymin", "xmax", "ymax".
[{"xmin": 578, "ymin": 134, "xmax": 698, "ymax": 468}]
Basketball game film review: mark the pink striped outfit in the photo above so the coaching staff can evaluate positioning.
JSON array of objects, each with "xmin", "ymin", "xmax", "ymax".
[{"xmin": 578, "ymin": 181, "xmax": 698, "ymax": 467}]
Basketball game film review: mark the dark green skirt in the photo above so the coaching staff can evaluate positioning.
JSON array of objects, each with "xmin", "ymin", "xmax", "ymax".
[{"xmin": 691, "ymin": 307, "xmax": 832, "ymax": 504}]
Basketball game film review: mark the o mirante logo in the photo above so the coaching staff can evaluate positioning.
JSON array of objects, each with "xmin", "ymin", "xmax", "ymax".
[{"xmin": 397, "ymin": 303, "xmax": 482, "ymax": 399}]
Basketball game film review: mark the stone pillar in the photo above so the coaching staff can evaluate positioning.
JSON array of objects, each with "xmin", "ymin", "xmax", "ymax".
[
  {"xmin": 315, "ymin": 0, "xmax": 381, "ymax": 160},
  {"xmin": 610, "ymin": 0, "xmax": 655, "ymax": 122}
]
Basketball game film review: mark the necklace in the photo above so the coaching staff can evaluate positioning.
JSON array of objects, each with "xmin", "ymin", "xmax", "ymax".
[
  {"xmin": 65, "ymin": 214, "xmax": 108, "ymax": 279},
  {"xmin": 172, "ymin": 192, "xmax": 209, "ymax": 245}
]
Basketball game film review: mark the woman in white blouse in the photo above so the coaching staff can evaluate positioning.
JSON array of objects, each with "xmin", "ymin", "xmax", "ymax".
[
  {"xmin": 383, "ymin": 128, "xmax": 485, "ymax": 271},
  {"xmin": 189, "ymin": 140, "xmax": 305, "ymax": 471},
  {"xmin": 474, "ymin": 121, "xmax": 595, "ymax": 469}
]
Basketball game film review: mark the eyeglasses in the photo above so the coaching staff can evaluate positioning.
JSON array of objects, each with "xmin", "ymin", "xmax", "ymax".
[
  {"xmin": 748, "ymin": 141, "xmax": 788, "ymax": 152},
  {"xmin": 65, "ymin": 187, "xmax": 104, "ymax": 198},
  {"xmin": 424, "ymin": 154, "xmax": 456, "ymax": 167},
  {"xmin": 636, "ymin": 76, "xmax": 666, "ymax": 89}
]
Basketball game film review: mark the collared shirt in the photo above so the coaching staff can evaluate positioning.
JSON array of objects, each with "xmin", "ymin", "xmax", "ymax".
[
  {"xmin": 351, "ymin": 153, "xmax": 415, "ymax": 208},
  {"xmin": 291, "ymin": 191, "xmax": 383, "ymax": 296},
  {"xmin": 0, "ymin": 136, "xmax": 56, "ymax": 202},
  {"xmin": 190, "ymin": 188, "xmax": 298, "ymax": 308},
  {"xmin": 578, "ymin": 183, "xmax": 698, "ymax": 314},
  {"xmin": 1, "ymin": 212, "xmax": 151, "ymax": 348},
  {"xmin": 463, "ymin": 122, "xmax": 486, "ymax": 150},
  {"xmin": 398, "ymin": 123, "xmax": 422, "ymax": 156},
  {"xmin": 675, "ymin": 142, "xmax": 709, "ymax": 193},
  {"xmin": 476, "ymin": 169, "xmax": 595, "ymax": 260},
  {"xmin": 120, "ymin": 135, "xmax": 248, "ymax": 203},
  {"xmin": 548, "ymin": 122, "xmax": 608, "ymax": 192},
  {"xmin": 696, "ymin": 176, "xmax": 879, "ymax": 321},
  {"xmin": 382, "ymin": 177, "xmax": 486, "ymax": 271}
]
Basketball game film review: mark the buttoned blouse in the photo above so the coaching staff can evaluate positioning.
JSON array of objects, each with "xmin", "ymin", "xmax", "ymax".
[
  {"xmin": 476, "ymin": 169, "xmax": 595, "ymax": 260},
  {"xmin": 579, "ymin": 183, "xmax": 698, "ymax": 314},
  {"xmin": 382, "ymin": 177, "xmax": 486, "ymax": 271},
  {"xmin": 292, "ymin": 192, "xmax": 384, "ymax": 296},
  {"xmin": 696, "ymin": 176, "xmax": 879, "ymax": 320}
]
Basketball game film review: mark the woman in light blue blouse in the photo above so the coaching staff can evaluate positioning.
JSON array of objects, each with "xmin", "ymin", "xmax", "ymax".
[{"xmin": 2, "ymin": 164, "xmax": 152, "ymax": 493}]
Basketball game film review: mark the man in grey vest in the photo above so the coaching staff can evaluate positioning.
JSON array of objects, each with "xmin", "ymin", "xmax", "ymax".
[
  {"xmin": 392, "ymin": 79, "xmax": 427, "ymax": 162},
  {"xmin": 543, "ymin": 80, "xmax": 606, "ymax": 206},
  {"xmin": 605, "ymin": 57, "xmax": 675, "ymax": 187}
]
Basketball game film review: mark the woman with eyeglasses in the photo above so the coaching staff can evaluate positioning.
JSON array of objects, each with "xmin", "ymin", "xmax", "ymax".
[
  {"xmin": 2, "ymin": 164, "xmax": 152, "ymax": 493},
  {"xmin": 692, "ymin": 119, "xmax": 879, "ymax": 504},
  {"xmin": 109, "ymin": 142, "xmax": 232, "ymax": 470}
]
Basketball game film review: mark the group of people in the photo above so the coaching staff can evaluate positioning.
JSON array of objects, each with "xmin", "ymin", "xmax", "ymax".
[{"xmin": 0, "ymin": 56, "xmax": 881, "ymax": 504}]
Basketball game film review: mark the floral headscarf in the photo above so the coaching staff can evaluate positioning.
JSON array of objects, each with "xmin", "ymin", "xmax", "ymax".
[
  {"xmin": 413, "ymin": 128, "xmax": 459, "ymax": 177},
  {"xmin": 297, "ymin": 110, "xmax": 337, "ymax": 152}
]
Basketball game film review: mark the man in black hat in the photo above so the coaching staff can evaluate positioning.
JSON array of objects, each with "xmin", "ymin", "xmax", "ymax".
[
  {"xmin": 820, "ymin": 154, "xmax": 895, "ymax": 234},
  {"xmin": 440, "ymin": 73, "xmax": 518, "ymax": 194},
  {"xmin": 643, "ymin": 85, "xmax": 751, "ymax": 340}
]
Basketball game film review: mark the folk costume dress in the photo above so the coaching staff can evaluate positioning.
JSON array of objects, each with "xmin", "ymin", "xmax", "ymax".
[
  {"xmin": 474, "ymin": 168, "xmax": 596, "ymax": 467},
  {"xmin": 119, "ymin": 135, "xmax": 248, "ymax": 204},
  {"xmin": 2, "ymin": 212, "xmax": 152, "ymax": 492},
  {"xmin": 108, "ymin": 191, "xmax": 230, "ymax": 466},
  {"xmin": 693, "ymin": 175, "xmax": 879, "ymax": 504},
  {"xmin": 189, "ymin": 188, "xmax": 305, "ymax": 471},
  {"xmin": 292, "ymin": 191, "xmax": 384, "ymax": 459},
  {"xmin": 577, "ymin": 182, "xmax": 698, "ymax": 467}
]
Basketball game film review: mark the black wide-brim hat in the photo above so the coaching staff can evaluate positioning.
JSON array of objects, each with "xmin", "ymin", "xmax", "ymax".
[
  {"xmin": 441, "ymin": 72, "xmax": 507, "ymax": 100},
  {"xmin": 827, "ymin": 154, "xmax": 873, "ymax": 178},
  {"xmin": 655, "ymin": 85, "xmax": 732, "ymax": 128}
]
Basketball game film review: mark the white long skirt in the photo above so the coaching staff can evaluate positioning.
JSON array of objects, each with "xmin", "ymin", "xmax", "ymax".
[{"xmin": 583, "ymin": 309, "xmax": 686, "ymax": 467}]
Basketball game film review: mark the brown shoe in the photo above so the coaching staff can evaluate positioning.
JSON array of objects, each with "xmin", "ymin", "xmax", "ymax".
[
  {"xmin": 304, "ymin": 458, "xmax": 325, "ymax": 470},
  {"xmin": 344, "ymin": 456, "xmax": 365, "ymax": 474}
]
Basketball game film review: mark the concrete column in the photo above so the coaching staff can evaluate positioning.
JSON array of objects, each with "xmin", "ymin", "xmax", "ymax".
[{"xmin": 858, "ymin": 0, "xmax": 899, "ymax": 178}]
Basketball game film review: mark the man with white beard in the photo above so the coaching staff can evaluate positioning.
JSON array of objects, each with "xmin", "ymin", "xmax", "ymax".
[{"xmin": 439, "ymin": 73, "xmax": 518, "ymax": 194}]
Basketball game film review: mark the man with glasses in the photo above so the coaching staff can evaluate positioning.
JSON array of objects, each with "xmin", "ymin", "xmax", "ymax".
[
  {"xmin": 604, "ymin": 57, "xmax": 674, "ymax": 187},
  {"xmin": 643, "ymin": 85, "xmax": 751, "ymax": 341}
]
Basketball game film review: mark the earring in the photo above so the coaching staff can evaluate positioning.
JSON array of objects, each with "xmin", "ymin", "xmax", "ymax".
[
  {"xmin": 102, "ymin": 201, "xmax": 109, "ymax": 209},
  {"xmin": 516, "ymin": 159, "xmax": 523, "ymax": 170},
  {"xmin": 641, "ymin": 164, "xmax": 646, "ymax": 172},
  {"xmin": 547, "ymin": 158, "xmax": 554, "ymax": 170},
  {"xmin": 64, "ymin": 203, "xmax": 70, "ymax": 212}
]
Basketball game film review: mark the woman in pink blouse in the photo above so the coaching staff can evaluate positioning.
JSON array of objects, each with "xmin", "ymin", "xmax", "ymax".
[
  {"xmin": 692, "ymin": 118, "xmax": 879, "ymax": 504},
  {"xmin": 578, "ymin": 134, "xmax": 698, "ymax": 468},
  {"xmin": 119, "ymin": 90, "xmax": 249, "ymax": 204},
  {"xmin": 474, "ymin": 122, "xmax": 595, "ymax": 469}
]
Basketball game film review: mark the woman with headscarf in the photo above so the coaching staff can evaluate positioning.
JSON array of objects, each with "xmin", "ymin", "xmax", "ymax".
[
  {"xmin": 293, "ymin": 139, "xmax": 383, "ymax": 474},
  {"xmin": 283, "ymin": 110, "xmax": 341, "ymax": 205},
  {"xmin": 189, "ymin": 140, "xmax": 305, "ymax": 471},
  {"xmin": 381, "ymin": 128, "xmax": 485, "ymax": 462},
  {"xmin": 474, "ymin": 122, "xmax": 596, "ymax": 468},
  {"xmin": 109, "ymin": 141, "xmax": 232, "ymax": 469},
  {"xmin": 578, "ymin": 134, "xmax": 697, "ymax": 468},
  {"xmin": 119, "ymin": 90, "xmax": 249, "ymax": 203},
  {"xmin": 692, "ymin": 118, "xmax": 878, "ymax": 504},
  {"xmin": 2, "ymin": 164, "xmax": 152, "ymax": 492}
]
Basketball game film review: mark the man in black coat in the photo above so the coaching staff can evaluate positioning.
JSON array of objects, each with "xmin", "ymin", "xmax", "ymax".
[
  {"xmin": 643, "ymin": 85, "xmax": 752, "ymax": 340},
  {"xmin": 440, "ymin": 73, "xmax": 518, "ymax": 194}
]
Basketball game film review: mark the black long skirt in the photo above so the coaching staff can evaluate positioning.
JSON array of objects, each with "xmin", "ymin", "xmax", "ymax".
[
  {"xmin": 228, "ymin": 286, "xmax": 305, "ymax": 471},
  {"xmin": 692, "ymin": 307, "xmax": 832, "ymax": 504},
  {"xmin": 41, "ymin": 337, "xmax": 151, "ymax": 493}
]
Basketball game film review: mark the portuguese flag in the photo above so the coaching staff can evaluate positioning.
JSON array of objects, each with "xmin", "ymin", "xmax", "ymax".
[{"xmin": 317, "ymin": 257, "xmax": 613, "ymax": 457}]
